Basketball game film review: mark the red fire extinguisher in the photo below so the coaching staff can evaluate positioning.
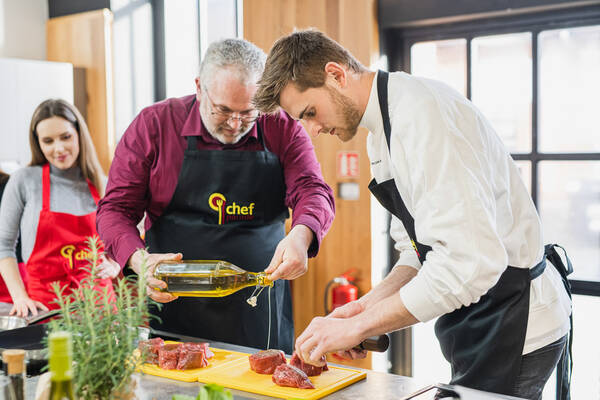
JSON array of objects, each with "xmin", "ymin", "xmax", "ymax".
[{"xmin": 324, "ymin": 269, "xmax": 358, "ymax": 314}]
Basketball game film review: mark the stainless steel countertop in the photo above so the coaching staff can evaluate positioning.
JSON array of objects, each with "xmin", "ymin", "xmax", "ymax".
[
  {"xmin": 24, "ymin": 367, "xmax": 430, "ymax": 400},
  {"xmin": 1, "ymin": 302, "xmax": 431, "ymax": 399},
  {"xmin": 5, "ymin": 304, "xmax": 517, "ymax": 399}
]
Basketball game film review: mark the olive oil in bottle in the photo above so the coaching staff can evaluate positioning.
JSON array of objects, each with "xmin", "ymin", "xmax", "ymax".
[
  {"xmin": 154, "ymin": 260, "xmax": 273, "ymax": 298},
  {"xmin": 48, "ymin": 331, "xmax": 75, "ymax": 400}
]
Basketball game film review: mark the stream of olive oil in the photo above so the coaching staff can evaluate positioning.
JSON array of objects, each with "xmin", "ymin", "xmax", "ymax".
[{"xmin": 267, "ymin": 285, "xmax": 271, "ymax": 350}]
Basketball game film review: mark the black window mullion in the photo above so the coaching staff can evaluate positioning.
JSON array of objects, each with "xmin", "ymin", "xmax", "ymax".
[
  {"xmin": 531, "ymin": 29, "xmax": 539, "ymax": 207},
  {"xmin": 466, "ymin": 36, "xmax": 472, "ymax": 100}
]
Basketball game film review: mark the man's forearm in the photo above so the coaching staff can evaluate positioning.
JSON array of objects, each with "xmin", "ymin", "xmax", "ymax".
[
  {"xmin": 360, "ymin": 265, "xmax": 417, "ymax": 309},
  {"xmin": 288, "ymin": 224, "xmax": 314, "ymax": 252},
  {"xmin": 357, "ymin": 290, "xmax": 419, "ymax": 338}
]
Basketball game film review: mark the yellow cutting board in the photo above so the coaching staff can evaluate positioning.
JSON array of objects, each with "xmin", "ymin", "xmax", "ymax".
[
  {"xmin": 139, "ymin": 345, "xmax": 248, "ymax": 382},
  {"xmin": 197, "ymin": 355, "xmax": 367, "ymax": 400},
  {"xmin": 139, "ymin": 344, "xmax": 366, "ymax": 399}
]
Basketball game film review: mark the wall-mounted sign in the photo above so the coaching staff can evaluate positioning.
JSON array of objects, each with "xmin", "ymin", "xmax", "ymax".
[
  {"xmin": 338, "ymin": 182, "xmax": 360, "ymax": 200},
  {"xmin": 337, "ymin": 151, "xmax": 359, "ymax": 178}
]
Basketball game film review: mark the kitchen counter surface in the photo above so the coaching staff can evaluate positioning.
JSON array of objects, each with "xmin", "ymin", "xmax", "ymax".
[
  {"xmin": 7, "ymin": 320, "xmax": 430, "ymax": 400},
  {"xmin": 24, "ymin": 366, "xmax": 430, "ymax": 400}
]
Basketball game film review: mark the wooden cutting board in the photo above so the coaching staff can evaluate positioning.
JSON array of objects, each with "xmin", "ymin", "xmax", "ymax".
[{"xmin": 139, "ymin": 344, "xmax": 366, "ymax": 399}]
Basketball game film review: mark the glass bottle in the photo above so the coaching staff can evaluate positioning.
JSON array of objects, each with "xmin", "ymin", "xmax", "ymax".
[
  {"xmin": 154, "ymin": 259, "xmax": 273, "ymax": 297},
  {"xmin": 48, "ymin": 331, "xmax": 75, "ymax": 400},
  {"xmin": 2, "ymin": 349, "xmax": 25, "ymax": 400}
]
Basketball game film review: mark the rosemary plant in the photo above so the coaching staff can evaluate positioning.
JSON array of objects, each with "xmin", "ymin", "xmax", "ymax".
[{"xmin": 47, "ymin": 236, "xmax": 156, "ymax": 399}]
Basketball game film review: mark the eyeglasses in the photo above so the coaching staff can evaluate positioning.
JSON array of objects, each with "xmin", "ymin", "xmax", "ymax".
[{"xmin": 203, "ymin": 87, "xmax": 259, "ymax": 124}]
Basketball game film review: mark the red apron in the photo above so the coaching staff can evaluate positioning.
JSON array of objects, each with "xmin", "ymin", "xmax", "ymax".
[
  {"xmin": 26, "ymin": 164, "xmax": 114, "ymax": 309},
  {"xmin": 0, "ymin": 262, "xmax": 27, "ymax": 303}
]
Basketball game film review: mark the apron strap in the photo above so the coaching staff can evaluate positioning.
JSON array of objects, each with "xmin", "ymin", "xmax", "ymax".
[
  {"xmin": 544, "ymin": 244, "xmax": 573, "ymax": 400},
  {"xmin": 529, "ymin": 257, "xmax": 546, "ymax": 280},
  {"xmin": 42, "ymin": 163, "xmax": 51, "ymax": 211},
  {"xmin": 377, "ymin": 70, "xmax": 392, "ymax": 151},
  {"xmin": 256, "ymin": 121, "xmax": 269, "ymax": 152},
  {"xmin": 186, "ymin": 135, "xmax": 199, "ymax": 151},
  {"xmin": 86, "ymin": 180, "xmax": 101, "ymax": 205}
]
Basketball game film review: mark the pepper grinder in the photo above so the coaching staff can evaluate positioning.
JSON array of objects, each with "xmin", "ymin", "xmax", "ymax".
[{"xmin": 2, "ymin": 349, "xmax": 25, "ymax": 400}]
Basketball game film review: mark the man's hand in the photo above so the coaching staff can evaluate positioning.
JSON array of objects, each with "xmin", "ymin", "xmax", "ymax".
[
  {"xmin": 265, "ymin": 225, "xmax": 314, "ymax": 281},
  {"xmin": 10, "ymin": 296, "xmax": 48, "ymax": 318},
  {"xmin": 333, "ymin": 348, "xmax": 368, "ymax": 361},
  {"xmin": 295, "ymin": 315, "xmax": 365, "ymax": 366},
  {"xmin": 128, "ymin": 249, "xmax": 182, "ymax": 303},
  {"xmin": 327, "ymin": 300, "xmax": 365, "ymax": 318},
  {"xmin": 96, "ymin": 256, "xmax": 121, "ymax": 279}
]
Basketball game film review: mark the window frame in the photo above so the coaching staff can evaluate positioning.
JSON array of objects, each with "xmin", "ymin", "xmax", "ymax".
[{"xmin": 382, "ymin": 5, "xmax": 600, "ymax": 296}]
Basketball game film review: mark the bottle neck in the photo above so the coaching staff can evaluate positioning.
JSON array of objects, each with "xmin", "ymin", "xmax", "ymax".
[
  {"xmin": 256, "ymin": 272, "xmax": 273, "ymax": 287},
  {"xmin": 50, "ymin": 355, "xmax": 73, "ymax": 381}
]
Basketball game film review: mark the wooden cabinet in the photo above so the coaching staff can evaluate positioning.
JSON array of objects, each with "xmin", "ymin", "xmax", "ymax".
[
  {"xmin": 46, "ymin": 9, "xmax": 115, "ymax": 174},
  {"xmin": 244, "ymin": 0, "xmax": 380, "ymax": 369}
]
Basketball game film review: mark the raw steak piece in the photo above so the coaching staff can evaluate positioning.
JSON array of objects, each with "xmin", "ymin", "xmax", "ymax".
[
  {"xmin": 290, "ymin": 352, "xmax": 328, "ymax": 376},
  {"xmin": 249, "ymin": 349, "xmax": 286, "ymax": 374},
  {"xmin": 138, "ymin": 337, "xmax": 164, "ymax": 365},
  {"xmin": 183, "ymin": 342, "xmax": 214, "ymax": 359},
  {"xmin": 158, "ymin": 343, "xmax": 182, "ymax": 369},
  {"xmin": 177, "ymin": 348, "xmax": 208, "ymax": 369},
  {"xmin": 272, "ymin": 364, "xmax": 315, "ymax": 389}
]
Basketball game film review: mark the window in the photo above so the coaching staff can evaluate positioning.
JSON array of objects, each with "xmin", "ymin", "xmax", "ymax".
[
  {"xmin": 398, "ymin": 9, "xmax": 600, "ymax": 399},
  {"xmin": 112, "ymin": 0, "xmax": 155, "ymax": 142},
  {"xmin": 164, "ymin": 0, "xmax": 241, "ymax": 98}
]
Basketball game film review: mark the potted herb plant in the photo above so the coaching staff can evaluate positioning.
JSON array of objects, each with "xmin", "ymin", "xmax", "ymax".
[{"xmin": 46, "ymin": 236, "xmax": 155, "ymax": 400}]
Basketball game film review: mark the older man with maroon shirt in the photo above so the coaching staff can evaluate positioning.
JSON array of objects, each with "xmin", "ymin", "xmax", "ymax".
[{"xmin": 96, "ymin": 38, "xmax": 335, "ymax": 353}]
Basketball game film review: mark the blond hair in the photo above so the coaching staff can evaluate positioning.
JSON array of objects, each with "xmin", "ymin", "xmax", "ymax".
[
  {"xmin": 253, "ymin": 29, "xmax": 365, "ymax": 113},
  {"xmin": 29, "ymin": 99, "xmax": 105, "ymax": 196}
]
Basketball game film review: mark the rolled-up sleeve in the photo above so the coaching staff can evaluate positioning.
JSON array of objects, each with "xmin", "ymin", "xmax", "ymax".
[
  {"xmin": 96, "ymin": 112, "xmax": 155, "ymax": 268},
  {"xmin": 390, "ymin": 216, "xmax": 421, "ymax": 270},
  {"xmin": 275, "ymin": 113, "xmax": 335, "ymax": 257},
  {"xmin": 393, "ymin": 99, "xmax": 507, "ymax": 323}
]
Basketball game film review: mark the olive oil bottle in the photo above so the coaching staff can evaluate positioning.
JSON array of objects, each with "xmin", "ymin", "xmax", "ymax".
[
  {"xmin": 154, "ymin": 260, "xmax": 273, "ymax": 297},
  {"xmin": 48, "ymin": 331, "xmax": 75, "ymax": 400}
]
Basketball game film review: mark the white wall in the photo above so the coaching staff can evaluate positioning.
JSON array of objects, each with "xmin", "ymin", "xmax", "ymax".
[
  {"xmin": 0, "ymin": 58, "xmax": 73, "ymax": 170},
  {"xmin": 0, "ymin": 0, "xmax": 48, "ymax": 60}
]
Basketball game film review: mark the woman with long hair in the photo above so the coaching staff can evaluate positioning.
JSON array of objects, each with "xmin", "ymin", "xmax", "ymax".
[{"xmin": 0, "ymin": 99, "xmax": 118, "ymax": 316}]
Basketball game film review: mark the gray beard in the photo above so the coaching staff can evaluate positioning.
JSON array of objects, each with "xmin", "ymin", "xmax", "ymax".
[{"xmin": 210, "ymin": 123, "xmax": 254, "ymax": 144}]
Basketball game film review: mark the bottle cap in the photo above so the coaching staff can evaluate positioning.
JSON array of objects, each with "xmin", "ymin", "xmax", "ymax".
[
  {"xmin": 49, "ymin": 331, "xmax": 73, "ymax": 380},
  {"xmin": 2, "ymin": 349, "xmax": 25, "ymax": 374}
]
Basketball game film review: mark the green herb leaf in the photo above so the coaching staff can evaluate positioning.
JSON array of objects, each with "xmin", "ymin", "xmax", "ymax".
[
  {"xmin": 172, "ymin": 395, "xmax": 196, "ymax": 400},
  {"xmin": 196, "ymin": 386, "xmax": 208, "ymax": 400},
  {"xmin": 203, "ymin": 383, "xmax": 233, "ymax": 400}
]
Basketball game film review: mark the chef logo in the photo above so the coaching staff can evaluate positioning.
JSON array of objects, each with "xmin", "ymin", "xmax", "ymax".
[
  {"xmin": 60, "ymin": 244, "xmax": 92, "ymax": 269},
  {"xmin": 208, "ymin": 192, "xmax": 255, "ymax": 224}
]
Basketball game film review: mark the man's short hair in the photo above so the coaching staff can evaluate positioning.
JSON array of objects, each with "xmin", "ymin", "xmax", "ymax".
[
  {"xmin": 253, "ymin": 29, "xmax": 365, "ymax": 113},
  {"xmin": 199, "ymin": 38, "xmax": 266, "ymax": 88}
]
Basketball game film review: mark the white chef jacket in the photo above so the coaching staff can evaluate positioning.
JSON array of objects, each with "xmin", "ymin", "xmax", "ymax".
[{"xmin": 360, "ymin": 71, "xmax": 571, "ymax": 354}]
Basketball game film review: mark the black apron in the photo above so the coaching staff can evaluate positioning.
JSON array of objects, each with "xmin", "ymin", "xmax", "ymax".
[
  {"xmin": 369, "ymin": 71, "xmax": 572, "ymax": 397},
  {"xmin": 145, "ymin": 105, "xmax": 294, "ymax": 354}
]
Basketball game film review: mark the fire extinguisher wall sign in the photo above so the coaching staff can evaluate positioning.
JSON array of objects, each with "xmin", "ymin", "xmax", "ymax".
[{"xmin": 337, "ymin": 151, "xmax": 359, "ymax": 178}]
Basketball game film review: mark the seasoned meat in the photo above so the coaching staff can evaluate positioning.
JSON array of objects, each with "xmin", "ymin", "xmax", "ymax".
[
  {"xmin": 272, "ymin": 364, "xmax": 315, "ymax": 389},
  {"xmin": 249, "ymin": 349, "xmax": 286, "ymax": 374},
  {"xmin": 177, "ymin": 349, "xmax": 208, "ymax": 369},
  {"xmin": 138, "ymin": 337, "xmax": 164, "ymax": 365},
  {"xmin": 158, "ymin": 343, "xmax": 182, "ymax": 369},
  {"xmin": 290, "ymin": 352, "xmax": 329, "ymax": 376}
]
